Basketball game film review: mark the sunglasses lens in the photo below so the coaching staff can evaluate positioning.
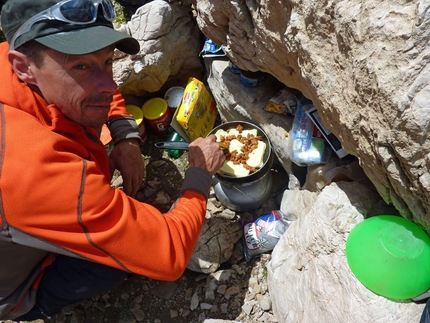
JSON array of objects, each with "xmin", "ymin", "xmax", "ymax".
[
  {"xmin": 60, "ymin": 0, "xmax": 97, "ymax": 22},
  {"xmin": 101, "ymin": 0, "xmax": 116, "ymax": 21}
]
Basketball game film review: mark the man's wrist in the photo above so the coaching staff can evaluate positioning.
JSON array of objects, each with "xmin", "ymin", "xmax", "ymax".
[{"xmin": 108, "ymin": 116, "xmax": 141, "ymax": 145}]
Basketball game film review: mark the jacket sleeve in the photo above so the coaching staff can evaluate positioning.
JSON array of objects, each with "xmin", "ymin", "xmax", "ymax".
[{"xmin": 107, "ymin": 89, "xmax": 141, "ymax": 145}]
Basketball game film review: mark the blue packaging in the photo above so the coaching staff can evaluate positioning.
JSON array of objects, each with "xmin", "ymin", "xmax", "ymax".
[{"xmin": 200, "ymin": 38, "xmax": 225, "ymax": 57}]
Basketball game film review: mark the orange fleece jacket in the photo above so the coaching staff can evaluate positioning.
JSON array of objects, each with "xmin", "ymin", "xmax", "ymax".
[{"xmin": 0, "ymin": 42, "xmax": 211, "ymax": 280}]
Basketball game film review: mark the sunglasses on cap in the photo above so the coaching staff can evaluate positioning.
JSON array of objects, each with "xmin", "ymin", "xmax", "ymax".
[{"xmin": 10, "ymin": 0, "xmax": 117, "ymax": 51}]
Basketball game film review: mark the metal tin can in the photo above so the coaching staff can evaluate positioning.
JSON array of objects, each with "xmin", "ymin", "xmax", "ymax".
[
  {"xmin": 228, "ymin": 61, "xmax": 241, "ymax": 74},
  {"xmin": 240, "ymin": 70, "xmax": 265, "ymax": 87},
  {"xmin": 142, "ymin": 98, "xmax": 172, "ymax": 138},
  {"xmin": 164, "ymin": 86, "xmax": 185, "ymax": 116},
  {"xmin": 126, "ymin": 104, "xmax": 147, "ymax": 143}
]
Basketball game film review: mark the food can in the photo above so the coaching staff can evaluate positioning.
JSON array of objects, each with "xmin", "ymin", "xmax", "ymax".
[
  {"xmin": 126, "ymin": 104, "xmax": 147, "ymax": 143},
  {"xmin": 240, "ymin": 70, "xmax": 265, "ymax": 87},
  {"xmin": 164, "ymin": 86, "xmax": 184, "ymax": 115},
  {"xmin": 228, "ymin": 61, "xmax": 241, "ymax": 74},
  {"xmin": 142, "ymin": 98, "xmax": 172, "ymax": 138},
  {"xmin": 100, "ymin": 124, "xmax": 114, "ymax": 155}
]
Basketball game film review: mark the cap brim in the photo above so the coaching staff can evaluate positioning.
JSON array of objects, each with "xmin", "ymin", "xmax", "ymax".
[{"xmin": 35, "ymin": 25, "xmax": 140, "ymax": 55}]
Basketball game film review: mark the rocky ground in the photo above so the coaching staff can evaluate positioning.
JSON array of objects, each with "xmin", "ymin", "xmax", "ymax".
[{"xmin": 5, "ymin": 129, "xmax": 290, "ymax": 323}]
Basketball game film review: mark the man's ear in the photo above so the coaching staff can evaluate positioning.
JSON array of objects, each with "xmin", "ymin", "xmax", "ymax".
[{"xmin": 7, "ymin": 50, "xmax": 36, "ymax": 85}]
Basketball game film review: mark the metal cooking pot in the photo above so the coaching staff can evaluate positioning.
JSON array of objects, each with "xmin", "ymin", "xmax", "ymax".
[
  {"xmin": 154, "ymin": 121, "xmax": 273, "ymax": 183},
  {"xmin": 208, "ymin": 121, "xmax": 274, "ymax": 184}
]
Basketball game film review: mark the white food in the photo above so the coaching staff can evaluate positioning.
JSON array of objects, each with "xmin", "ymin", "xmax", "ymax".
[
  {"xmin": 247, "ymin": 141, "xmax": 266, "ymax": 168},
  {"xmin": 228, "ymin": 139, "xmax": 243, "ymax": 153},
  {"xmin": 220, "ymin": 161, "xmax": 250, "ymax": 177},
  {"xmin": 214, "ymin": 127, "xmax": 266, "ymax": 177}
]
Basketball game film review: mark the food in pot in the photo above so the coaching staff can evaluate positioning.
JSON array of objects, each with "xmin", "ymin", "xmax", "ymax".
[{"xmin": 214, "ymin": 124, "xmax": 266, "ymax": 177}]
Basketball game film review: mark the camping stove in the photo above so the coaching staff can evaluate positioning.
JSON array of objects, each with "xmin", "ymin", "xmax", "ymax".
[{"xmin": 212, "ymin": 169, "xmax": 273, "ymax": 212}]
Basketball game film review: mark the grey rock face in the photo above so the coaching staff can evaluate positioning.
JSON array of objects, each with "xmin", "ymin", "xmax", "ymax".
[{"xmin": 187, "ymin": 0, "xmax": 430, "ymax": 230}]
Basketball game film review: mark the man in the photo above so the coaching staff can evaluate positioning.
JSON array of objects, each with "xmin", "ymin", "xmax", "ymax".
[{"xmin": 0, "ymin": 0, "xmax": 225, "ymax": 320}]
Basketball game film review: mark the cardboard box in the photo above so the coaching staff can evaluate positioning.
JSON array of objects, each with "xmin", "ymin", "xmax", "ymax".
[{"xmin": 171, "ymin": 78, "xmax": 217, "ymax": 142}]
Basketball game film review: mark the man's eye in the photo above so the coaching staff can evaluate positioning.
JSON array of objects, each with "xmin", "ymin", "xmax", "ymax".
[{"xmin": 74, "ymin": 64, "xmax": 88, "ymax": 70}]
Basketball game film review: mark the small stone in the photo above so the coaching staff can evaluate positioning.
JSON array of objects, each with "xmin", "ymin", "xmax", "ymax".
[
  {"xmin": 150, "ymin": 281, "xmax": 178, "ymax": 299},
  {"xmin": 190, "ymin": 291, "xmax": 200, "ymax": 310},
  {"xmin": 205, "ymin": 289, "xmax": 215, "ymax": 301},
  {"xmin": 185, "ymin": 287, "xmax": 194, "ymax": 298},
  {"xmin": 210, "ymin": 304, "xmax": 219, "ymax": 313},
  {"xmin": 200, "ymin": 302, "xmax": 213, "ymax": 310},
  {"xmin": 216, "ymin": 284, "xmax": 227, "ymax": 295},
  {"xmin": 221, "ymin": 208, "xmax": 236, "ymax": 219},
  {"xmin": 230, "ymin": 301, "xmax": 240, "ymax": 310},
  {"xmin": 131, "ymin": 308, "xmax": 145, "ymax": 321},
  {"xmin": 242, "ymin": 303, "xmax": 253, "ymax": 315},
  {"xmin": 154, "ymin": 190, "xmax": 170, "ymax": 204},
  {"xmin": 131, "ymin": 294, "xmax": 143, "ymax": 306},
  {"xmin": 198, "ymin": 312, "xmax": 206, "ymax": 322},
  {"xmin": 225, "ymin": 285, "xmax": 241, "ymax": 296},
  {"xmin": 170, "ymin": 309, "xmax": 179, "ymax": 318},
  {"xmin": 181, "ymin": 308, "xmax": 191, "ymax": 317},
  {"xmin": 259, "ymin": 297, "xmax": 272, "ymax": 311}
]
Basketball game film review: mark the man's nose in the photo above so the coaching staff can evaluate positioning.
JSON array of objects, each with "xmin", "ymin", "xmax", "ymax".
[{"xmin": 95, "ymin": 70, "xmax": 117, "ymax": 94}]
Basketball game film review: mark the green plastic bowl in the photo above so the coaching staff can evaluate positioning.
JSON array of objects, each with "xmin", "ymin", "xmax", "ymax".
[{"xmin": 345, "ymin": 215, "xmax": 430, "ymax": 300}]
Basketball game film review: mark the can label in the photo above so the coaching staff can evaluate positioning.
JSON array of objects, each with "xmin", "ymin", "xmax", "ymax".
[
  {"xmin": 240, "ymin": 73, "xmax": 265, "ymax": 87},
  {"xmin": 228, "ymin": 61, "xmax": 241, "ymax": 74},
  {"xmin": 146, "ymin": 110, "xmax": 172, "ymax": 137},
  {"xmin": 138, "ymin": 121, "xmax": 147, "ymax": 143}
]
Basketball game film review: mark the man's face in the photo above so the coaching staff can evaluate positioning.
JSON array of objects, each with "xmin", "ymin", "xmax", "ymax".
[{"xmin": 28, "ymin": 46, "xmax": 117, "ymax": 128}]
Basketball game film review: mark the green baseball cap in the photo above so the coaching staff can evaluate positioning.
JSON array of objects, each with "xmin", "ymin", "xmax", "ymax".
[{"xmin": 1, "ymin": 0, "xmax": 140, "ymax": 55}]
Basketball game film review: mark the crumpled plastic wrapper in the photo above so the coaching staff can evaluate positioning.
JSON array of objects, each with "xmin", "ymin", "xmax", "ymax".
[
  {"xmin": 263, "ymin": 88, "xmax": 300, "ymax": 115},
  {"xmin": 243, "ymin": 210, "xmax": 293, "ymax": 261}
]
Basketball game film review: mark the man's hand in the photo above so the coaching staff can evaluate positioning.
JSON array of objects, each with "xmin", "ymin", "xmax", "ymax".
[
  {"xmin": 188, "ymin": 135, "xmax": 226, "ymax": 175},
  {"xmin": 109, "ymin": 139, "xmax": 145, "ymax": 197}
]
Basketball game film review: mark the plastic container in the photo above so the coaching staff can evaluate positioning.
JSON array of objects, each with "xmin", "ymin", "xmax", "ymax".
[
  {"xmin": 290, "ymin": 103, "xmax": 331, "ymax": 166},
  {"xmin": 346, "ymin": 215, "xmax": 430, "ymax": 300},
  {"xmin": 164, "ymin": 86, "xmax": 184, "ymax": 116},
  {"xmin": 142, "ymin": 98, "xmax": 172, "ymax": 138},
  {"xmin": 126, "ymin": 104, "xmax": 147, "ymax": 143}
]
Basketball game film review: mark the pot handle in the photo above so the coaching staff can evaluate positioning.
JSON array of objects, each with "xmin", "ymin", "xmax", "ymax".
[{"xmin": 154, "ymin": 141, "xmax": 190, "ymax": 150}]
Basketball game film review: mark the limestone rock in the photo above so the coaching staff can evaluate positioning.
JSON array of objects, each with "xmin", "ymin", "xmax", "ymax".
[
  {"xmin": 268, "ymin": 182, "xmax": 425, "ymax": 323},
  {"xmin": 113, "ymin": 0, "xmax": 204, "ymax": 102},
  {"xmin": 186, "ymin": 0, "xmax": 430, "ymax": 229},
  {"xmin": 303, "ymin": 155, "xmax": 374, "ymax": 192},
  {"xmin": 187, "ymin": 217, "xmax": 242, "ymax": 274}
]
